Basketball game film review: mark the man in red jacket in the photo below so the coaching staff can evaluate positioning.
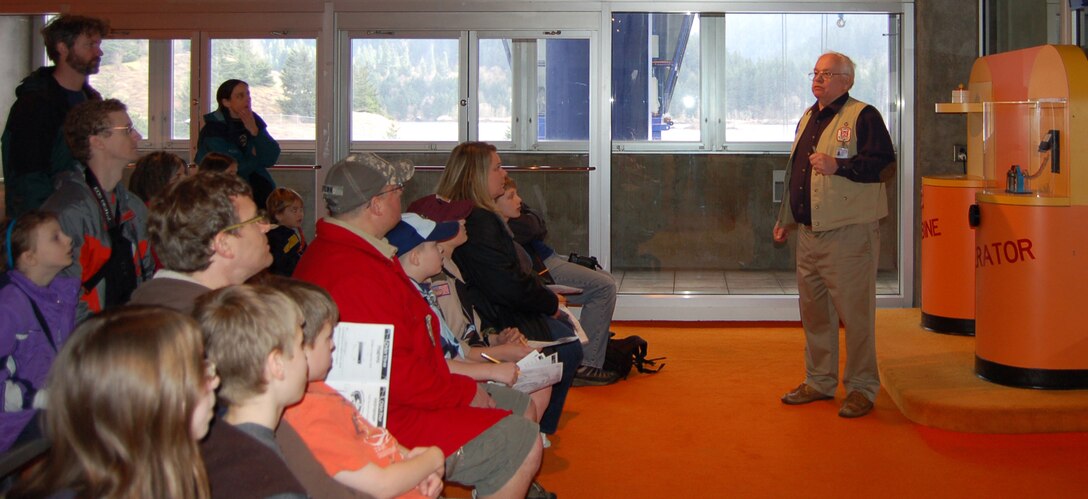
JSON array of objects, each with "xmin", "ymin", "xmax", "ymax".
[{"xmin": 294, "ymin": 153, "xmax": 549, "ymax": 499}]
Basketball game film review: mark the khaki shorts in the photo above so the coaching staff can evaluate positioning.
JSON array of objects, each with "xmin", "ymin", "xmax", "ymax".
[
  {"xmin": 445, "ymin": 385, "xmax": 538, "ymax": 496},
  {"xmin": 483, "ymin": 382, "xmax": 531, "ymax": 415}
]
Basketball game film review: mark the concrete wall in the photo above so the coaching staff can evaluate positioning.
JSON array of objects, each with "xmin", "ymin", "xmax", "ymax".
[{"xmin": 913, "ymin": 0, "xmax": 981, "ymax": 304}]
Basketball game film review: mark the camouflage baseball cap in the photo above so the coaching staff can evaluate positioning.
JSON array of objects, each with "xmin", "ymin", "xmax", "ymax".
[{"xmin": 323, "ymin": 153, "xmax": 414, "ymax": 215}]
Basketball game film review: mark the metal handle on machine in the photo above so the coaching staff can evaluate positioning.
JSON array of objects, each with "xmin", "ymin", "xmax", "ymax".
[{"xmin": 968, "ymin": 204, "xmax": 980, "ymax": 228}]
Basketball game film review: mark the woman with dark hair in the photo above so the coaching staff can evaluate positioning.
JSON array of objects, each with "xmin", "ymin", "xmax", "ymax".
[
  {"xmin": 415, "ymin": 141, "xmax": 583, "ymax": 440},
  {"xmin": 128, "ymin": 151, "xmax": 189, "ymax": 205},
  {"xmin": 195, "ymin": 79, "xmax": 280, "ymax": 209},
  {"xmin": 9, "ymin": 306, "xmax": 218, "ymax": 499}
]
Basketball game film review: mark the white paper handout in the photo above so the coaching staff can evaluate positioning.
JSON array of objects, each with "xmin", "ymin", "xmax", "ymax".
[
  {"xmin": 510, "ymin": 350, "xmax": 563, "ymax": 393},
  {"xmin": 557, "ymin": 304, "xmax": 590, "ymax": 345},
  {"xmin": 325, "ymin": 322, "xmax": 394, "ymax": 428}
]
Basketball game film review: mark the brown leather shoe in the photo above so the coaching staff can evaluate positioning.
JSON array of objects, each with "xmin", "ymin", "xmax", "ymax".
[
  {"xmin": 838, "ymin": 391, "xmax": 875, "ymax": 418},
  {"xmin": 781, "ymin": 383, "xmax": 833, "ymax": 405}
]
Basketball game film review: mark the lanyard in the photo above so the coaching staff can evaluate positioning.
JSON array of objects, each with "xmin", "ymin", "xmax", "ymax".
[{"xmin": 84, "ymin": 167, "xmax": 119, "ymax": 229}]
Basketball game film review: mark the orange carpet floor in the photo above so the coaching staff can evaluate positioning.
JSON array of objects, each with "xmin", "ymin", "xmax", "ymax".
[{"xmin": 445, "ymin": 310, "xmax": 1088, "ymax": 498}]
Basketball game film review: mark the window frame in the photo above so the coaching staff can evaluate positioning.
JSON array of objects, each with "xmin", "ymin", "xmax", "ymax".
[
  {"xmin": 96, "ymin": 31, "xmax": 196, "ymax": 152},
  {"xmin": 475, "ymin": 29, "xmax": 595, "ymax": 152}
]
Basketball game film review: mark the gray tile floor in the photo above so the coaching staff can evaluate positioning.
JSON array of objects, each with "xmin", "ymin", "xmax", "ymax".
[{"xmin": 615, "ymin": 269, "xmax": 900, "ymax": 295}]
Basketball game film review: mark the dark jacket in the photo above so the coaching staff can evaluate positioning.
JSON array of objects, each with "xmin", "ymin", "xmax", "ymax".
[
  {"xmin": 41, "ymin": 164, "xmax": 154, "ymax": 320},
  {"xmin": 266, "ymin": 225, "xmax": 305, "ymax": 277},
  {"xmin": 452, "ymin": 207, "xmax": 558, "ymax": 341},
  {"xmin": 200, "ymin": 419, "xmax": 308, "ymax": 499},
  {"xmin": 2, "ymin": 67, "xmax": 100, "ymax": 217},
  {"xmin": 194, "ymin": 109, "xmax": 280, "ymax": 207}
]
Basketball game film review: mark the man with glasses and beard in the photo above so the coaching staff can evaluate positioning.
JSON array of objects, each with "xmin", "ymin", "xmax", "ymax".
[{"xmin": 3, "ymin": 15, "xmax": 108, "ymax": 218}]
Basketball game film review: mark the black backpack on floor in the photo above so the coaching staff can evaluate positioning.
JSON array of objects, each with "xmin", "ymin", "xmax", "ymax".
[{"xmin": 603, "ymin": 333, "xmax": 665, "ymax": 379}]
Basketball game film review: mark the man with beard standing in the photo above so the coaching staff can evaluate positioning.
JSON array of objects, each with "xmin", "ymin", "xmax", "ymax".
[{"xmin": 3, "ymin": 15, "xmax": 108, "ymax": 218}]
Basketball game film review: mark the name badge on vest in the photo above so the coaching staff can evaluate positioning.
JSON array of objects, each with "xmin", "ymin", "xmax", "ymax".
[
  {"xmin": 835, "ymin": 122, "xmax": 852, "ymax": 159},
  {"xmin": 430, "ymin": 281, "xmax": 451, "ymax": 298}
]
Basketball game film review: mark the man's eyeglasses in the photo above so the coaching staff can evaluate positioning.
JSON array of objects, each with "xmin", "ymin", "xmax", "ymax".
[
  {"xmin": 808, "ymin": 71, "xmax": 850, "ymax": 81},
  {"xmin": 221, "ymin": 211, "xmax": 268, "ymax": 233},
  {"xmin": 99, "ymin": 124, "xmax": 139, "ymax": 136},
  {"xmin": 376, "ymin": 183, "xmax": 405, "ymax": 198}
]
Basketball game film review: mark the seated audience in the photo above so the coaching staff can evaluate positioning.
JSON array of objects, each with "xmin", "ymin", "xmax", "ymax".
[
  {"xmin": 388, "ymin": 213, "xmax": 550, "ymax": 424},
  {"xmin": 42, "ymin": 99, "xmax": 154, "ymax": 319},
  {"xmin": 414, "ymin": 141, "xmax": 583, "ymax": 441},
  {"xmin": 128, "ymin": 151, "xmax": 189, "ymax": 205},
  {"xmin": 293, "ymin": 153, "xmax": 549, "ymax": 499},
  {"xmin": 0, "ymin": 211, "xmax": 80, "ymax": 452},
  {"xmin": 132, "ymin": 171, "xmax": 365, "ymax": 499},
  {"xmin": 129, "ymin": 171, "xmax": 271, "ymax": 314},
  {"xmin": 500, "ymin": 177, "xmax": 620, "ymax": 386},
  {"xmin": 198, "ymin": 152, "xmax": 239, "ymax": 175},
  {"xmin": 408, "ymin": 199, "xmax": 535, "ymax": 359},
  {"xmin": 193, "ymin": 285, "xmax": 309, "ymax": 499},
  {"xmin": 9, "ymin": 306, "xmax": 217, "ymax": 498},
  {"xmin": 265, "ymin": 187, "xmax": 307, "ymax": 277},
  {"xmin": 280, "ymin": 278, "xmax": 445, "ymax": 499}
]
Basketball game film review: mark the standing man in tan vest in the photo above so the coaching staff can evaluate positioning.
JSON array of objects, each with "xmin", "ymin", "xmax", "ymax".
[{"xmin": 774, "ymin": 52, "xmax": 896, "ymax": 418}]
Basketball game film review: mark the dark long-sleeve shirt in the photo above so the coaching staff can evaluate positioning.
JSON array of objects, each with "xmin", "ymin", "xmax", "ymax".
[{"xmin": 789, "ymin": 92, "xmax": 895, "ymax": 226}]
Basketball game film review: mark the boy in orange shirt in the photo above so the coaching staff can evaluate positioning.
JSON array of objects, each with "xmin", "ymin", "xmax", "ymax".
[{"xmin": 281, "ymin": 278, "xmax": 445, "ymax": 499}]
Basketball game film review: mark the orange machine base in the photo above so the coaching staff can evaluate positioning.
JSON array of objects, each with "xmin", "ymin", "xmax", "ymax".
[
  {"xmin": 975, "ymin": 202, "xmax": 1088, "ymax": 389},
  {"xmin": 976, "ymin": 355, "xmax": 1088, "ymax": 390},
  {"xmin": 921, "ymin": 312, "xmax": 975, "ymax": 336}
]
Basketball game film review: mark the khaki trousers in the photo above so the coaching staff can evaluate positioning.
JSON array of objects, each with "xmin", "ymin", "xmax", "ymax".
[{"xmin": 796, "ymin": 221, "xmax": 880, "ymax": 401}]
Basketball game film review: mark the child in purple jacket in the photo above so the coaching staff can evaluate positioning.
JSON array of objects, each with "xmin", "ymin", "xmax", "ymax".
[{"xmin": 0, "ymin": 211, "xmax": 81, "ymax": 451}]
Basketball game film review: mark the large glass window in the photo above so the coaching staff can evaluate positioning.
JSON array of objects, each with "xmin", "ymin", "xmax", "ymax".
[
  {"xmin": 478, "ymin": 39, "xmax": 514, "ymax": 143},
  {"xmin": 209, "ymin": 38, "xmax": 317, "ymax": 141},
  {"xmin": 724, "ymin": 13, "xmax": 893, "ymax": 143},
  {"xmin": 349, "ymin": 38, "xmax": 460, "ymax": 142},
  {"xmin": 172, "ymin": 40, "xmax": 191, "ymax": 141},
  {"xmin": 611, "ymin": 13, "xmax": 700, "ymax": 142},
  {"xmin": 90, "ymin": 39, "xmax": 150, "ymax": 137},
  {"xmin": 609, "ymin": 12, "xmax": 902, "ymax": 297},
  {"xmin": 537, "ymin": 38, "xmax": 590, "ymax": 142},
  {"xmin": 478, "ymin": 37, "xmax": 590, "ymax": 145}
]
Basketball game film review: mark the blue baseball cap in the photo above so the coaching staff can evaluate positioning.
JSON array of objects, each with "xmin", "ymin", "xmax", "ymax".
[{"xmin": 387, "ymin": 213, "xmax": 459, "ymax": 256}]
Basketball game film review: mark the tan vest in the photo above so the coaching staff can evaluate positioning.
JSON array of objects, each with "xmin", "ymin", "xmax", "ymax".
[{"xmin": 778, "ymin": 97, "xmax": 888, "ymax": 232}]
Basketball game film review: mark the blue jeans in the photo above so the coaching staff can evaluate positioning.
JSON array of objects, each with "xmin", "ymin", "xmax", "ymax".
[
  {"xmin": 545, "ymin": 254, "xmax": 617, "ymax": 368},
  {"xmin": 539, "ymin": 316, "xmax": 583, "ymax": 434}
]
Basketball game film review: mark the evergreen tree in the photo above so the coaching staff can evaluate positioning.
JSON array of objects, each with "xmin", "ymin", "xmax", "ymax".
[
  {"xmin": 279, "ymin": 47, "xmax": 316, "ymax": 118},
  {"xmin": 212, "ymin": 40, "xmax": 274, "ymax": 87}
]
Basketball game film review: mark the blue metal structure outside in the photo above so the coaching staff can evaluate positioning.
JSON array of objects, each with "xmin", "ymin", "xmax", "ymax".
[
  {"xmin": 543, "ymin": 39, "xmax": 590, "ymax": 140},
  {"xmin": 611, "ymin": 13, "xmax": 651, "ymax": 140}
]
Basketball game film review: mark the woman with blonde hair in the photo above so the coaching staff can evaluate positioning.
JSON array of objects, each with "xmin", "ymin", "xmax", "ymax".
[
  {"xmin": 10, "ymin": 306, "xmax": 218, "ymax": 499},
  {"xmin": 410, "ymin": 141, "xmax": 582, "ymax": 442}
]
